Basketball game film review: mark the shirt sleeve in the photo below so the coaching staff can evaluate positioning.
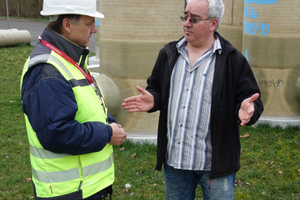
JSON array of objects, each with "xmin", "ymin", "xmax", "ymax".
[{"xmin": 21, "ymin": 64, "xmax": 112, "ymax": 155}]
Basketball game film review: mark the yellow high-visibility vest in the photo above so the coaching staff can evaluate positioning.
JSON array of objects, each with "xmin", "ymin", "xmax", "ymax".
[{"xmin": 21, "ymin": 50, "xmax": 114, "ymax": 199}]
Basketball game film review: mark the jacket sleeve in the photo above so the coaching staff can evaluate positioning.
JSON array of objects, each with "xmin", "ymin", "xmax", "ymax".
[
  {"xmin": 235, "ymin": 55, "xmax": 264, "ymax": 125},
  {"xmin": 146, "ymin": 42, "xmax": 179, "ymax": 113},
  {"xmin": 107, "ymin": 113, "xmax": 117, "ymax": 124},
  {"xmin": 146, "ymin": 48, "xmax": 166, "ymax": 112},
  {"xmin": 21, "ymin": 64, "xmax": 113, "ymax": 155}
]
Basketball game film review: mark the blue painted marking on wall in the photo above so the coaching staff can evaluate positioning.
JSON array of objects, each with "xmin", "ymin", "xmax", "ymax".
[
  {"xmin": 244, "ymin": 2, "xmax": 273, "ymax": 36},
  {"xmin": 245, "ymin": 50, "xmax": 249, "ymax": 61},
  {"xmin": 244, "ymin": 5, "xmax": 258, "ymax": 19},
  {"xmin": 244, "ymin": 0, "xmax": 277, "ymax": 4},
  {"xmin": 244, "ymin": 21, "xmax": 270, "ymax": 36},
  {"xmin": 95, "ymin": 18, "xmax": 100, "ymax": 27}
]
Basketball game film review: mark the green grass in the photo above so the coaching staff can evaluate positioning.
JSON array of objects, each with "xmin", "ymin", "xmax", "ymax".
[
  {"xmin": 234, "ymin": 125, "xmax": 300, "ymax": 200},
  {"xmin": 0, "ymin": 44, "xmax": 34, "ymax": 200},
  {"xmin": 0, "ymin": 44, "xmax": 299, "ymax": 199}
]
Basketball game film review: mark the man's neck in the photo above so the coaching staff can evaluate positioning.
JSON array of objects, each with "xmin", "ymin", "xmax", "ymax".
[
  {"xmin": 187, "ymin": 33, "xmax": 215, "ymax": 51},
  {"xmin": 186, "ymin": 35, "xmax": 215, "ymax": 68}
]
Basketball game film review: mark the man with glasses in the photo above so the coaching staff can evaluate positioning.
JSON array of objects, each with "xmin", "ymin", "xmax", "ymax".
[{"xmin": 122, "ymin": 0, "xmax": 263, "ymax": 199}]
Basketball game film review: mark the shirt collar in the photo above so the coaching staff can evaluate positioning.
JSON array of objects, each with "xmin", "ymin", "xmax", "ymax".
[
  {"xmin": 176, "ymin": 36, "xmax": 222, "ymax": 55},
  {"xmin": 213, "ymin": 36, "xmax": 222, "ymax": 55},
  {"xmin": 176, "ymin": 38, "xmax": 187, "ymax": 52}
]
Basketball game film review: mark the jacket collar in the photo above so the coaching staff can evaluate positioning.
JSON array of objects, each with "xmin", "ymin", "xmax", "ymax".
[
  {"xmin": 214, "ymin": 31, "xmax": 235, "ymax": 56},
  {"xmin": 40, "ymin": 27, "xmax": 90, "ymax": 64},
  {"xmin": 165, "ymin": 32, "xmax": 235, "ymax": 58}
]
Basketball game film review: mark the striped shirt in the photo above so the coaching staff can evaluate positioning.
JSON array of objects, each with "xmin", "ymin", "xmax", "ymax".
[{"xmin": 166, "ymin": 37, "xmax": 222, "ymax": 171}]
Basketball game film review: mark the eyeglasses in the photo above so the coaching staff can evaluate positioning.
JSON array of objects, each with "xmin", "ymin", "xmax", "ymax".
[{"xmin": 180, "ymin": 15, "xmax": 211, "ymax": 24}]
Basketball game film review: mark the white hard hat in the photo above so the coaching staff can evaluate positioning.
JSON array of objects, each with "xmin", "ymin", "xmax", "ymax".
[{"xmin": 40, "ymin": 0, "xmax": 104, "ymax": 18}]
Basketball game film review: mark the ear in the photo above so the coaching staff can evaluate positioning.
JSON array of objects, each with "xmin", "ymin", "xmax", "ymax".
[
  {"xmin": 62, "ymin": 18, "xmax": 72, "ymax": 34},
  {"xmin": 210, "ymin": 18, "xmax": 218, "ymax": 32}
]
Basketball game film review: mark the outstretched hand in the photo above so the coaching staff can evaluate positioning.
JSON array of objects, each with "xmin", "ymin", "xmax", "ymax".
[
  {"xmin": 122, "ymin": 86, "xmax": 154, "ymax": 112},
  {"xmin": 238, "ymin": 93, "xmax": 259, "ymax": 126}
]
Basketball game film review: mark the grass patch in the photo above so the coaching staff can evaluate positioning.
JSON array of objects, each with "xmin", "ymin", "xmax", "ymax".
[
  {"xmin": 0, "ymin": 44, "xmax": 299, "ymax": 199},
  {"xmin": 113, "ymin": 141, "xmax": 165, "ymax": 199},
  {"xmin": 235, "ymin": 125, "xmax": 300, "ymax": 200},
  {"xmin": 0, "ymin": 44, "xmax": 33, "ymax": 199}
]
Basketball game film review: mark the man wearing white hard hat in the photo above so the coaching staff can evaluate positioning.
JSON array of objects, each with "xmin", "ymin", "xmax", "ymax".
[{"xmin": 20, "ymin": 0, "xmax": 127, "ymax": 199}]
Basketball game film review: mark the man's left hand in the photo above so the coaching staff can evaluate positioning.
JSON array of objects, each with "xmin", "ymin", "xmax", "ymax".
[{"xmin": 238, "ymin": 93, "xmax": 259, "ymax": 126}]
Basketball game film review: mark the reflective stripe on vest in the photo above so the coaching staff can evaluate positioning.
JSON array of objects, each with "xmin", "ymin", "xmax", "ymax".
[
  {"xmin": 32, "ymin": 167, "xmax": 80, "ymax": 183},
  {"xmin": 31, "ymin": 144, "xmax": 114, "ymax": 183}
]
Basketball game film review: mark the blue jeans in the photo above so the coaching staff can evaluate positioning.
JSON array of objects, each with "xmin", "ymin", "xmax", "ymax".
[{"xmin": 164, "ymin": 164, "xmax": 236, "ymax": 200}]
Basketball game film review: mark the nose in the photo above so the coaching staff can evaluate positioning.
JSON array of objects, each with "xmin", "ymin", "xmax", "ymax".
[
  {"xmin": 183, "ymin": 16, "xmax": 192, "ymax": 26},
  {"xmin": 91, "ymin": 23, "xmax": 97, "ymax": 33}
]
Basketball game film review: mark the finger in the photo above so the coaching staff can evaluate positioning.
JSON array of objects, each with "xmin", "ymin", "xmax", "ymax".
[
  {"xmin": 240, "ymin": 115, "xmax": 250, "ymax": 126},
  {"xmin": 128, "ymin": 108, "xmax": 141, "ymax": 113},
  {"xmin": 122, "ymin": 99, "xmax": 139, "ymax": 106},
  {"xmin": 136, "ymin": 85, "xmax": 149, "ymax": 96},
  {"xmin": 123, "ymin": 96, "xmax": 139, "ymax": 102},
  {"xmin": 136, "ymin": 85, "xmax": 144, "ymax": 93},
  {"xmin": 240, "ymin": 120, "xmax": 247, "ymax": 126},
  {"xmin": 248, "ymin": 93, "xmax": 259, "ymax": 103},
  {"xmin": 122, "ymin": 104, "xmax": 137, "ymax": 110},
  {"xmin": 122, "ymin": 103, "xmax": 142, "ymax": 112}
]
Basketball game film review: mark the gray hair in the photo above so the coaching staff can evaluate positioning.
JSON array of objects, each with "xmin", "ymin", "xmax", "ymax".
[
  {"xmin": 47, "ymin": 14, "xmax": 81, "ymax": 34},
  {"xmin": 186, "ymin": 0, "xmax": 225, "ymax": 30}
]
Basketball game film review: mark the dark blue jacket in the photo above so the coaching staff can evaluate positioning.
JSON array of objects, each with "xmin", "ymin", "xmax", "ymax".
[{"xmin": 21, "ymin": 28, "xmax": 115, "ymax": 156}]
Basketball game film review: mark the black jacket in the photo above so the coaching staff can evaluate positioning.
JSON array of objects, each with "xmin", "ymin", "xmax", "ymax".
[{"xmin": 146, "ymin": 32, "xmax": 264, "ymax": 179}]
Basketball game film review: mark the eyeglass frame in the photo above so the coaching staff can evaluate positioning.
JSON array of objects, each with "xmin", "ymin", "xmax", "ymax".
[{"xmin": 180, "ymin": 15, "xmax": 212, "ymax": 24}]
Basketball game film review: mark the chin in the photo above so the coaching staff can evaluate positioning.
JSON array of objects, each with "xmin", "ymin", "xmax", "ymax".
[
  {"xmin": 184, "ymin": 36, "xmax": 192, "ymax": 42},
  {"xmin": 81, "ymin": 44, "xmax": 88, "ymax": 48}
]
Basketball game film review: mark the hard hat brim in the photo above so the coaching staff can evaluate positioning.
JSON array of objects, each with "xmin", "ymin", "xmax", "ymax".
[{"xmin": 40, "ymin": 11, "xmax": 104, "ymax": 19}]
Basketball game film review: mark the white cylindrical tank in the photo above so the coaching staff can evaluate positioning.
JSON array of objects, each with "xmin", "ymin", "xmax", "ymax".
[
  {"xmin": 242, "ymin": 0, "xmax": 300, "ymax": 127},
  {"xmin": 0, "ymin": 29, "xmax": 31, "ymax": 47},
  {"xmin": 218, "ymin": 0, "xmax": 244, "ymax": 52},
  {"xmin": 97, "ymin": 0, "xmax": 184, "ymax": 135}
]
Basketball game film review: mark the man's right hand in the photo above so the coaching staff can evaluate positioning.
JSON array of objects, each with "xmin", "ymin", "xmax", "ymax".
[
  {"xmin": 122, "ymin": 86, "xmax": 154, "ymax": 112},
  {"xmin": 109, "ymin": 123, "xmax": 127, "ymax": 146}
]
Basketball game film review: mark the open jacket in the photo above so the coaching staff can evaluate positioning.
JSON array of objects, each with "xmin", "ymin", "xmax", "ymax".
[{"xmin": 146, "ymin": 32, "xmax": 264, "ymax": 179}]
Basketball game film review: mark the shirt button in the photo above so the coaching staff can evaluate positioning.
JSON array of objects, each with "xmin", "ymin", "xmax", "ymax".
[{"xmin": 178, "ymin": 142, "xmax": 180, "ymax": 145}]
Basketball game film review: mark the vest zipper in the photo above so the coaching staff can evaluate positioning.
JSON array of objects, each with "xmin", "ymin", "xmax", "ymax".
[
  {"xmin": 77, "ymin": 181, "xmax": 83, "ymax": 192},
  {"xmin": 77, "ymin": 155, "xmax": 84, "ymax": 192}
]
